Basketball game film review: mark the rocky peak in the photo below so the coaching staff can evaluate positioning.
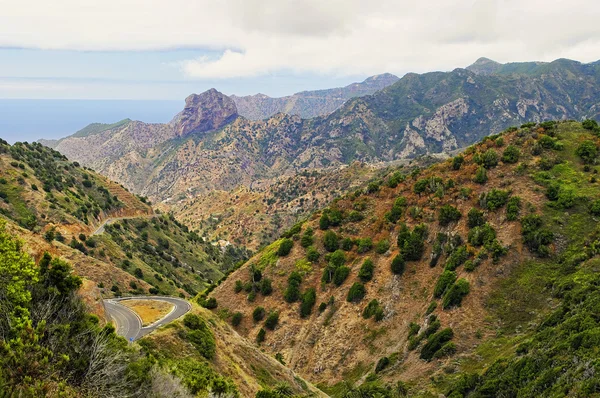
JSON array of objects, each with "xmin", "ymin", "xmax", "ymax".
[
  {"xmin": 172, "ymin": 88, "xmax": 238, "ymax": 137},
  {"xmin": 466, "ymin": 57, "xmax": 502, "ymax": 75}
]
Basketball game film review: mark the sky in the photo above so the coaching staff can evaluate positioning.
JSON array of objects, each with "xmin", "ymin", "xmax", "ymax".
[{"xmin": 1, "ymin": 0, "xmax": 600, "ymax": 100}]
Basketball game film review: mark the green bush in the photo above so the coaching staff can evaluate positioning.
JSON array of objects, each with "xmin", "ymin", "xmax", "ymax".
[
  {"xmin": 231, "ymin": 312, "xmax": 243, "ymax": 327},
  {"xmin": 333, "ymin": 266, "xmax": 350, "ymax": 286},
  {"xmin": 300, "ymin": 288, "xmax": 317, "ymax": 318},
  {"xmin": 347, "ymin": 210, "xmax": 364, "ymax": 222},
  {"xmin": 434, "ymin": 270, "xmax": 457, "ymax": 298},
  {"xmin": 306, "ymin": 246, "xmax": 320, "ymax": 262},
  {"xmin": 397, "ymin": 223, "xmax": 426, "ymax": 261},
  {"xmin": 264, "ymin": 311, "xmax": 279, "ymax": 330},
  {"xmin": 442, "ymin": 279, "xmax": 470, "ymax": 309},
  {"xmin": 375, "ymin": 356, "xmax": 390, "ymax": 373},
  {"xmin": 482, "ymin": 189, "xmax": 510, "ymax": 210},
  {"xmin": 200, "ymin": 297, "xmax": 218, "ymax": 309},
  {"xmin": 438, "ymin": 205, "xmax": 462, "ymax": 226},
  {"xmin": 363, "ymin": 299, "xmax": 384, "ymax": 321},
  {"xmin": 425, "ymin": 301, "xmax": 437, "ymax": 315},
  {"xmin": 474, "ymin": 166, "xmax": 488, "ymax": 184},
  {"xmin": 452, "ymin": 155, "xmax": 464, "ymax": 170},
  {"xmin": 590, "ymin": 199, "xmax": 600, "ymax": 216},
  {"xmin": 187, "ymin": 328, "xmax": 216, "ymax": 360},
  {"xmin": 391, "ymin": 254, "xmax": 405, "ymax": 275},
  {"xmin": 284, "ymin": 271, "xmax": 302, "ymax": 302},
  {"xmin": 467, "ymin": 208, "xmax": 485, "ymax": 228},
  {"xmin": 482, "ymin": 149, "xmax": 499, "ymax": 169},
  {"xmin": 347, "ymin": 282, "xmax": 366, "ymax": 303},
  {"xmin": 256, "ymin": 328, "xmax": 266, "ymax": 344},
  {"xmin": 260, "ymin": 278, "xmax": 273, "ymax": 296},
  {"xmin": 445, "ymin": 246, "xmax": 470, "ymax": 271},
  {"xmin": 502, "ymin": 145, "xmax": 520, "ymax": 163},
  {"xmin": 375, "ymin": 239, "xmax": 390, "ymax": 254},
  {"xmin": 575, "ymin": 140, "xmax": 598, "ymax": 164},
  {"xmin": 521, "ymin": 214, "xmax": 554, "ymax": 257},
  {"xmin": 300, "ymin": 228, "xmax": 314, "ymax": 248},
  {"xmin": 323, "ymin": 230, "xmax": 339, "ymax": 252},
  {"xmin": 506, "ymin": 196, "xmax": 521, "ymax": 221},
  {"xmin": 386, "ymin": 197, "xmax": 408, "ymax": 223},
  {"xmin": 358, "ymin": 258, "xmax": 375, "ymax": 282},
  {"xmin": 582, "ymin": 119, "xmax": 599, "ymax": 131},
  {"xmin": 468, "ymin": 224, "xmax": 496, "ymax": 247},
  {"xmin": 420, "ymin": 328, "xmax": 454, "ymax": 361},
  {"xmin": 341, "ymin": 237, "xmax": 354, "ymax": 251},
  {"xmin": 252, "ymin": 307, "xmax": 266, "ymax": 322},
  {"xmin": 277, "ymin": 238, "xmax": 293, "ymax": 256},
  {"xmin": 184, "ymin": 313, "xmax": 204, "ymax": 330},
  {"xmin": 356, "ymin": 237, "xmax": 373, "ymax": 253}
]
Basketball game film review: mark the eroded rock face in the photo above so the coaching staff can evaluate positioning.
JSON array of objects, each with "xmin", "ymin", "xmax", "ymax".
[{"xmin": 171, "ymin": 89, "xmax": 238, "ymax": 137}]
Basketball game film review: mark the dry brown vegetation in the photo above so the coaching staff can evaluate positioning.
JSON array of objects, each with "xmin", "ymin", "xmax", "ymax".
[{"xmin": 121, "ymin": 299, "xmax": 174, "ymax": 326}]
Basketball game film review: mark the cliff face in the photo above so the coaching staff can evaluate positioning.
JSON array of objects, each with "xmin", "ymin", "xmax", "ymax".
[{"xmin": 171, "ymin": 88, "xmax": 238, "ymax": 137}]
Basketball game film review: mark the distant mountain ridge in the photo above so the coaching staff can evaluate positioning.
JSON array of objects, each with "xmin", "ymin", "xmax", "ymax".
[
  {"xmin": 43, "ymin": 58, "xmax": 600, "ymax": 227},
  {"xmin": 230, "ymin": 73, "xmax": 399, "ymax": 119}
]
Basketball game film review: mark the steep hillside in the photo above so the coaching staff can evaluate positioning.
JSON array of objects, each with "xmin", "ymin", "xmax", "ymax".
[
  {"xmin": 0, "ymin": 218, "xmax": 323, "ymax": 397},
  {"xmin": 230, "ymin": 73, "xmax": 399, "ymax": 120},
  {"xmin": 0, "ymin": 140, "xmax": 247, "ymax": 297},
  {"xmin": 209, "ymin": 120, "xmax": 600, "ymax": 396}
]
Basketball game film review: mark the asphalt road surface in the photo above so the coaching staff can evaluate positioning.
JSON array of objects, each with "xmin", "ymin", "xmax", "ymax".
[{"xmin": 103, "ymin": 296, "xmax": 191, "ymax": 341}]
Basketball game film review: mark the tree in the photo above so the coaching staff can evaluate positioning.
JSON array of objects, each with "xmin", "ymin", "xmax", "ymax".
[
  {"xmin": 252, "ymin": 307, "xmax": 265, "ymax": 322},
  {"xmin": 264, "ymin": 312, "xmax": 279, "ymax": 330},
  {"xmin": 420, "ymin": 328, "xmax": 454, "ymax": 361},
  {"xmin": 347, "ymin": 282, "xmax": 366, "ymax": 303},
  {"xmin": 277, "ymin": 238, "xmax": 293, "ymax": 256},
  {"xmin": 452, "ymin": 155, "xmax": 464, "ymax": 170},
  {"xmin": 474, "ymin": 166, "xmax": 488, "ymax": 184},
  {"xmin": 467, "ymin": 208, "xmax": 485, "ymax": 228},
  {"xmin": 502, "ymin": 145, "xmax": 520, "ymax": 164},
  {"xmin": 231, "ymin": 312, "xmax": 243, "ymax": 327},
  {"xmin": 300, "ymin": 228, "xmax": 314, "ymax": 248},
  {"xmin": 576, "ymin": 140, "xmax": 598, "ymax": 164},
  {"xmin": 319, "ymin": 213, "xmax": 330, "ymax": 230},
  {"xmin": 433, "ymin": 270, "xmax": 457, "ymax": 298},
  {"xmin": 358, "ymin": 258, "xmax": 375, "ymax": 282},
  {"xmin": 442, "ymin": 279, "xmax": 470, "ymax": 309},
  {"xmin": 333, "ymin": 266, "xmax": 350, "ymax": 286},
  {"xmin": 284, "ymin": 272, "xmax": 302, "ymax": 302},
  {"xmin": 300, "ymin": 288, "xmax": 317, "ymax": 318},
  {"xmin": 482, "ymin": 149, "xmax": 499, "ymax": 169},
  {"xmin": 306, "ymin": 246, "xmax": 320, "ymax": 262},
  {"xmin": 256, "ymin": 328, "xmax": 266, "ymax": 344},
  {"xmin": 438, "ymin": 205, "xmax": 462, "ymax": 226},
  {"xmin": 323, "ymin": 231, "xmax": 339, "ymax": 252},
  {"xmin": 391, "ymin": 254, "xmax": 405, "ymax": 275}
]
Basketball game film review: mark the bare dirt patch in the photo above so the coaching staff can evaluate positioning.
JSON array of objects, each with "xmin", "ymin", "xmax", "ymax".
[{"xmin": 121, "ymin": 299, "xmax": 174, "ymax": 326}]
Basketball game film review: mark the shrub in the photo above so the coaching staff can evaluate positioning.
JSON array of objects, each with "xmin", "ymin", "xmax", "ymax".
[
  {"xmin": 546, "ymin": 183, "xmax": 560, "ymax": 201},
  {"xmin": 483, "ymin": 189, "xmax": 510, "ymax": 210},
  {"xmin": 438, "ymin": 205, "xmax": 462, "ymax": 226},
  {"xmin": 445, "ymin": 246, "xmax": 470, "ymax": 271},
  {"xmin": 323, "ymin": 231, "xmax": 339, "ymax": 252},
  {"xmin": 420, "ymin": 328, "xmax": 454, "ymax": 361},
  {"xmin": 300, "ymin": 288, "xmax": 317, "ymax": 318},
  {"xmin": 506, "ymin": 196, "xmax": 521, "ymax": 221},
  {"xmin": 375, "ymin": 239, "xmax": 390, "ymax": 254},
  {"xmin": 386, "ymin": 197, "xmax": 408, "ymax": 223},
  {"xmin": 329, "ymin": 250, "xmax": 346, "ymax": 267},
  {"xmin": 230, "ymin": 312, "xmax": 242, "ymax": 327},
  {"xmin": 187, "ymin": 328, "xmax": 216, "ymax": 360},
  {"xmin": 347, "ymin": 282, "xmax": 366, "ymax": 303},
  {"xmin": 502, "ymin": 145, "xmax": 520, "ymax": 164},
  {"xmin": 358, "ymin": 258, "xmax": 375, "ymax": 282},
  {"xmin": 590, "ymin": 200, "xmax": 600, "ymax": 216},
  {"xmin": 556, "ymin": 188, "xmax": 576, "ymax": 209},
  {"xmin": 264, "ymin": 312, "xmax": 279, "ymax": 330},
  {"xmin": 468, "ymin": 224, "xmax": 496, "ymax": 247},
  {"xmin": 362, "ymin": 299, "xmax": 383, "ymax": 320},
  {"xmin": 184, "ymin": 313, "xmax": 204, "ymax": 330},
  {"xmin": 318, "ymin": 302, "xmax": 327, "ymax": 313},
  {"xmin": 432, "ymin": 342, "xmax": 457, "ymax": 359},
  {"xmin": 256, "ymin": 328, "xmax": 266, "ymax": 344},
  {"xmin": 319, "ymin": 213, "xmax": 330, "ymax": 230},
  {"xmin": 467, "ymin": 208, "xmax": 485, "ymax": 228},
  {"xmin": 452, "ymin": 155, "xmax": 464, "ymax": 170},
  {"xmin": 474, "ymin": 166, "xmax": 488, "ymax": 184},
  {"xmin": 576, "ymin": 140, "xmax": 598, "ymax": 164},
  {"xmin": 391, "ymin": 254, "xmax": 405, "ymax": 275},
  {"xmin": 482, "ymin": 149, "xmax": 499, "ymax": 169},
  {"xmin": 397, "ymin": 223, "xmax": 426, "ymax": 261},
  {"xmin": 582, "ymin": 119, "xmax": 599, "ymax": 131},
  {"xmin": 260, "ymin": 278, "xmax": 273, "ymax": 296},
  {"xmin": 356, "ymin": 238, "xmax": 373, "ymax": 253},
  {"xmin": 413, "ymin": 178, "xmax": 429, "ymax": 194},
  {"xmin": 425, "ymin": 301, "xmax": 437, "ymax": 315},
  {"xmin": 521, "ymin": 214, "xmax": 554, "ymax": 256},
  {"xmin": 333, "ymin": 266, "xmax": 350, "ymax": 286},
  {"xmin": 375, "ymin": 356, "xmax": 390, "ymax": 373},
  {"xmin": 284, "ymin": 272, "xmax": 302, "ymax": 302},
  {"xmin": 434, "ymin": 270, "xmax": 457, "ymax": 298},
  {"xmin": 300, "ymin": 228, "xmax": 314, "ymax": 248},
  {"xmin": 234, "ymin": 280, "xmax": 243, "ymax": 293},
  {"xmin": 277, "ymin": 238, "xmax": 293, "ymax": 256},
  {"xmin": 200, "ymin": 297, "xmax": 218, "ymax": 309},
  {"xmin": 348, "ymin": 210, "xmax": 364, "ymax": 222},
  {"xmin": 252, "ymin": 307, "xmax": 265, "ymax": 322},
  {"xmin": 306, "ymin": 246, "xmax": 320, "ymax": 262},
  {"xmin": 442, "ymin": 279, "xmax": 470, "ymax": 309},
  {"xmin": 341, "ymin": 237, "xmax": 354, "ymax": 251}
]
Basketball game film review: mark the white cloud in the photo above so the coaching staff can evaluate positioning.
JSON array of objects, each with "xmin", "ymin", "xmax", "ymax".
[{"xmin": 2, "ymin": 0, "xmax": 600, "ymax": 78}]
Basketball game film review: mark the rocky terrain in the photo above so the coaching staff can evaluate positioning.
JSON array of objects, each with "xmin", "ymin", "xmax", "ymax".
[{"xmin": 230, "ymin": 73, "xmax": 399, "ymax": 120}]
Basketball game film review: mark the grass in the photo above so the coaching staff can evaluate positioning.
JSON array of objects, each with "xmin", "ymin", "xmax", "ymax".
[{"xmin": 120, "ymin": 299, "xmax": 174, "ymax": 326}]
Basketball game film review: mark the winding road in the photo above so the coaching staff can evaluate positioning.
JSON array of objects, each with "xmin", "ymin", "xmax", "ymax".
[
  {"xmin": 92, "ymin": 214, "xmax": 156, "ymax": 236},
  {"xmin": 103, "ymin": 296, "xmax": 191, "ymax": 341}
]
